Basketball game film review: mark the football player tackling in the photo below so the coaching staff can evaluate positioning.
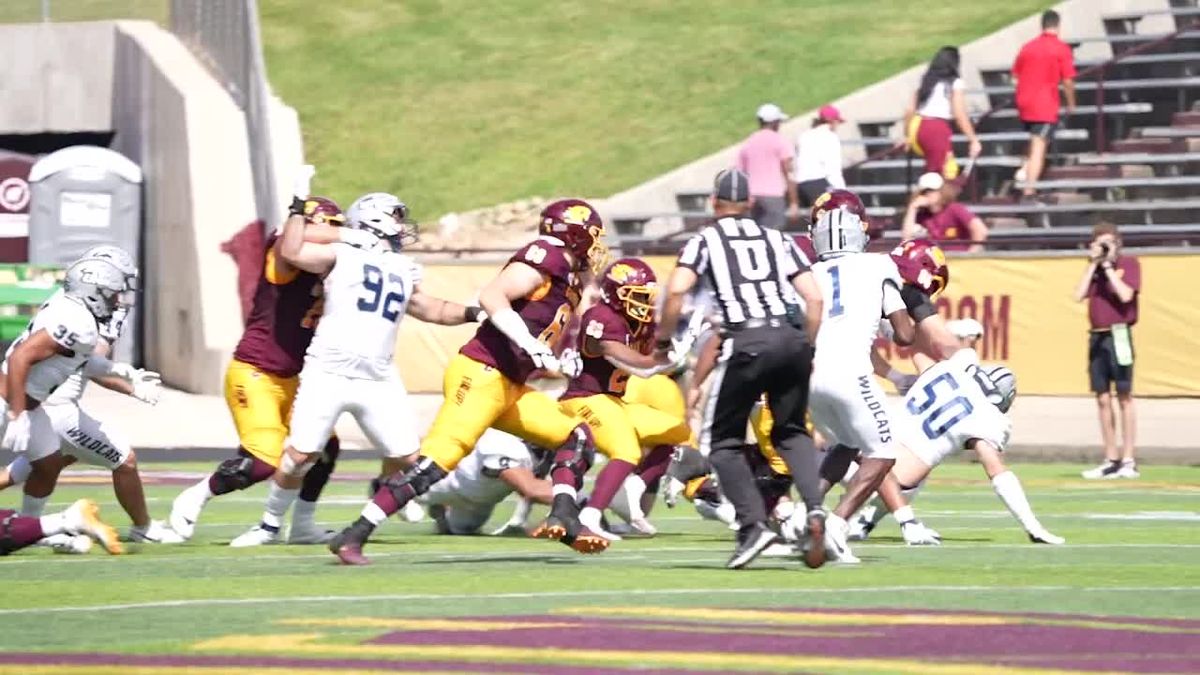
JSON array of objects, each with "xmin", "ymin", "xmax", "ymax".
[{"xmin": 330, "ymin": 199, "xmax": 606, "ymax": 564}]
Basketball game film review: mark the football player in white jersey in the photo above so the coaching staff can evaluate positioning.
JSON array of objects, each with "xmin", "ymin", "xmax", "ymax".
[
  {"xmin": 805, "ymin": 190, "xmax": 918, "ymax": 564},
  {"xmin": 229, "ymin": 192, "xmax": 484, "ymax": 546},
  {"xmin": 0, "ymin": 245, "xmax": 176, "ymax": 550},
  {"xmin": 0, "ymin": 256, "xmax": 130, "ymax": 554},
  {"xmin": 421, "ymin": 429, "xmax": 552, "ymax": 535},
  {"xmin": 849, "ymin": 351, "xmax": 1065, "ymax": 545}
]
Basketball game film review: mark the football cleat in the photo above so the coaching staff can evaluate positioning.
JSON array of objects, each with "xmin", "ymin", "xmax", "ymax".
[
  {"xmin": 627, "ymin": 516, "xmax": 657, "ymax": 537},
  {"xmin": 229, "ymin": 525, "xmax": 282, "ymax": 548},
  {"xmin": 1028, "ymin": 529, "xmax": 1066, "ymax": 545},
  {"xmin": 168, "ymin": 483, "xmax": 208, "ymax": 540},
  {"xmin": 38, "ymin": 533, "xmax": 93, "ymax": 554},
  {"xmin": 803, "ymin": 509, "xmax": 828, "ymax": 569},
  {"xmin": 128, "ymin": 520, "xmax": 185, "ymax": 544},
  {"xmin": 847, "ymin": 505, "xmax": 879, "ymax": 542},
  {"xmin": 695, "ymin": 496, "xmax": 737, "ymax": 527},
  {"xmin": 578, "ymin": 506, "xmax": 622, "ymax": 542},
  {"xmin": 329, "ymin": 525, "xmax": 372, "ymax": 566},
  {"xmin": 823, "ymin": 513, "xmax": 860, "ymax": 564},
  {"xmin": 760, "ymin": 541, "xmax": 800, "ymax": 558},
  {"xmin": 901, "ymin": 520, "xmax": 942, "ymax": 546},
  {"xmin": 1116, "ymin": 461, "xmax": 1140, "ymax": 479},
  {"xmin": 288, "ymin": 520, "xmax": 335, "ymax": 545},
  {"xmin": 63, "ymin": 499, "xmax": 123, "ymax": 555}
]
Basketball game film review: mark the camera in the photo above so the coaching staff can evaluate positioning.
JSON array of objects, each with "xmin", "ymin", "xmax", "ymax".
[{"xmin": 1099, "ymin": 242, "xmax": 1112, "ymax": 257}]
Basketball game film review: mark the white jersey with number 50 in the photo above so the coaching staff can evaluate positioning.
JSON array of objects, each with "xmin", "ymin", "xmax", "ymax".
[
  {"xmin": 811, "ymin": 253, "xmax": 905, "ymax": 372},
  {"xmin": 305, "ymin": 243, "xmax": 422, "ymax": 380},
  {"xmin": 898, "ymin": 349, "xmax": 1012, "ymax": 468},
  {"xmin": 2, "ymin": 293, "xmax": 99, "ymax": 401}
]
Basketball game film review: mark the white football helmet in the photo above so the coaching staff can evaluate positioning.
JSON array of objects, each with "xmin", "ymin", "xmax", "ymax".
[
  {"xmin": 64, "ymin": 258, "xmax": 131, "ymax": 320},
  {"xmin": 80, "ymin": 244, "xmax": 138, "ymax": 294},
  {"xmin": 346, "ymin": 192, "xmax": 417, "ymax": 251},
  {"xmin": 812, "ymin": 208, "xmax": 869, "ymax": 258},
  {"xmin": 975, "ymin": 364, "xmax": 1017, "ymax": 413}
]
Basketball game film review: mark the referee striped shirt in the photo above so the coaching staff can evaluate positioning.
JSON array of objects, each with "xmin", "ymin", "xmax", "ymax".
[{"xmin": 676, "ymin": 216, "xmax": 812, "ymax": 325}]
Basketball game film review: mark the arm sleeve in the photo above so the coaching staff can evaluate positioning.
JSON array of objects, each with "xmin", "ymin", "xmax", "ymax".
[
  {"xmin": 882, "ymin": 281, "xmax": 906, "ymax": 316},
  {"xmin": 676, "ymin": 234, "xmax": 709, "ymax": 274}
]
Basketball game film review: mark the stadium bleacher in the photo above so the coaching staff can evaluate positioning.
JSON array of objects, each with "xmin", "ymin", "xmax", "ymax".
[{"xmin": 611, "ymin": 4, "xmax": 1200, "ymax": 254}]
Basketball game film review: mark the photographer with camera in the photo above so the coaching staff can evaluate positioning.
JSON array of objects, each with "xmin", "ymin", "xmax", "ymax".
[{"xmin": 1073, "ymin": 222, "xmax": 1141, "ymax": 480}]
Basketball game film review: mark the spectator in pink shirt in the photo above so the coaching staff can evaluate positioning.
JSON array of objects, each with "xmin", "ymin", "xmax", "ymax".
[
  {"xmin": 901, "ymin": 172, "xmax": 988, "ymax": 252},
  {"xmin": 736, "ymin": 103, "xmax": 800, "ymax": 229}
]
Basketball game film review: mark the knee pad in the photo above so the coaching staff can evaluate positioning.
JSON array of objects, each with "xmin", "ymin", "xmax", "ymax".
[
  {"xmin": 819, "ymin": 444, "xmax": 858, "ymax": 485},
  {"xmin": 280, "ymin": 452, "xmax": 314, "ymax": 478},
  {"xmin": 0, "ymin": 511, "xmax": 17, "ymax": 556},
  {"xmin": 550, "ymin": 424, "xmax": 596, "ymax": 483},
  {"xmin": 212, "ymin": 457, "xmax": 260, "ymax": 493},
  {"xmin": 381, "ymin": 456, "xmax": 448, "ymax": 505}
]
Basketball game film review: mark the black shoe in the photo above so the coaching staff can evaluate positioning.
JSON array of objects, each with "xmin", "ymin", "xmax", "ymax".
[
  {"xmin": 727, "ymin": 522, "xmax": 779, "ymax": 570},
  {"xmin": 328, "ymin": 518, "xmax": 374, "ymax": 566}
]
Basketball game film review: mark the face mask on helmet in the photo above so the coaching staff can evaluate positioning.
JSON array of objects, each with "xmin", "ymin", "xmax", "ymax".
[
  {"xmin": 65, "ymin": 259, "xmax": 128, "ymax": 320},
  {"xmin": 813, "ymin": 209, "xmax": 869, "ymax": 258},
  {"xmin": 348, "ymin": 194, "xmax": 418, "ymax": 251},
  {"xmin": 969, "ymin": 363, "xmax": 1017, "ymax": 413},
  {"xmin": 618, "ymin": 282, "xmax": 658, "ymax": 323}
]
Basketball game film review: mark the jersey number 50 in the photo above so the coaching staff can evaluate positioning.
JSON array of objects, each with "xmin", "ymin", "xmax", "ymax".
[
  {"xmin": 357, "ymin": 264, "xmax": 406, "ymax": 322},
  {"xmin": 906, "ymin": 372, "xmax": 974, "ymax": 440}
]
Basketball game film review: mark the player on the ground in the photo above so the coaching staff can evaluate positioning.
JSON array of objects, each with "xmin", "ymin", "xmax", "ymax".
[
  {"xmin": 0, "ymin": 499, "xmax": 122, "ymax": 556},
  {"xmin": 554, "ymin": 258, "xmax": 691, "ymax": 541},
  {"xmin": 805, "ymin": 189, "xmax": 918, "ymax": 564},
  {"xmin": 848, "ymin": 352, "xmax": 1065, "ymax": 545},
  {"xmin": 169, "ymin": 196, "xmax": 364, "ymax": 544},
  {"xmin": 229, "ymin": 192, "xmax": 482, "ymax": 547},
  {"xmin": 329, "ymin": 199, "xmax": 607, "ymax": 565},
  {"xmin": 0, "ymin": 245, "xmax": 176, "ymax": 550},
  {"xmin": 1, "ymin": 256, "xmax": 133, "ymax": 527},
  {"xmin": 422, "ymin": 429, "xmax": 552, "ymax": 535}
]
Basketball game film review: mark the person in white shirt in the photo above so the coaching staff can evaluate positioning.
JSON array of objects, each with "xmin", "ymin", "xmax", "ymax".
[
  {"xmin": 229, "ymin": 192, "xmax": 484, "ymax": 547},
  {"xmin": 904, "ymin": 46, "xmax": 982, "ymax": 180},
  {"xmin": 794, "ymin": 105, "xmax": 847, "ymax": 208}
]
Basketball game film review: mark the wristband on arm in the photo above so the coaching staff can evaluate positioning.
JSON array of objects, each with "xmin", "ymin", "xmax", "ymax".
[
  {"xmin": 464, "ymin": 306, "xmax": 485, "ymax": 323},
  {"xmin": 900, "ymin": 285, "xmax": 936, "ymax": 323}
]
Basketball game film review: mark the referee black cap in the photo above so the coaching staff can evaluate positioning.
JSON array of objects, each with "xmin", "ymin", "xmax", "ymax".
[{"xmin": 713, "ymin": 168, "xmax": 751, "ymax": 203}]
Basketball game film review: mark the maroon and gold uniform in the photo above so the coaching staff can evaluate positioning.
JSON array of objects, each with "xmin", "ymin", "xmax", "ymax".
[
  {"xmin": 224, "ymin": 239, "xmax": 324, "ymax": 466},
  {"xmin": 421, "ymin": 239, "xmax": 586, "ymax": 472},
  {"xmin": 560, "ymin": 303, "xmax": 689, "ymax": 465}
]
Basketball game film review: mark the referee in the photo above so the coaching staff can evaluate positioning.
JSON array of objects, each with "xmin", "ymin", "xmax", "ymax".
[{"xmin": 654, "ymin": 168, "xmax": 826, "ymax": 570}]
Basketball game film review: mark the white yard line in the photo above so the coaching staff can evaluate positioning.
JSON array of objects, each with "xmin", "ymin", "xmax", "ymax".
[{"xmin": 2, "ymin": 585, "xmax": 1198, "ymax": 616}]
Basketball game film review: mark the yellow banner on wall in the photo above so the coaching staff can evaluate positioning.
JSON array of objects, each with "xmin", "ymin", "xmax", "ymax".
[{"xmin": 397, "ymin": 254, "xmax": 1200, "ymax": 396}]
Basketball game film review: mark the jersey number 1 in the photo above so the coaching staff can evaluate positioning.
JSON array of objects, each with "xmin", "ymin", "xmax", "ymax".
[
  {"xmin": 828, "ymin": 265, "xmax": 845, "ymax": 317},
  {"xmin": 357, "ymin": 264, "xmax": 405, "ymax": 321}
]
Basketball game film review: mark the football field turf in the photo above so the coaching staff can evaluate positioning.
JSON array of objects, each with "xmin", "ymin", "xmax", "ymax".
[{"xmin": 2, "ymin": 461, "xmax": 1198, "ymax": 673}]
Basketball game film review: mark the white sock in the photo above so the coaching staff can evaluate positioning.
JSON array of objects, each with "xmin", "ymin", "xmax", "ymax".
[
  {"xmin": 261, "ymin": 483, "xmax": 299, "ymax": 531},
  {"xmin": 992, "ymin": 470, "xmax": 1042, "ymax": 532},
  {"xmin": 579, "ymin": 505, "xmax": 601, "ymax": 522},
  {"xmin": 39, "ymin": 512, "xmax": 68, "ymax": 536},
  {"xmin": 892, "ymin": 505, "xmax": 916, "ymax": 524},
  {"xmin": 507, "ymin": 497, "xmax": 533, "ymax": 526},
  {"xmin": 192, "ymin": 478, "xmax": 216, "ymax": 501},
  {"xmin": 21, "ymin": 494, "xmax": 49, "ymax": 517},
  {"xmin": 552, "ymin": 484, "xmax": 577, "ymax": 500},
  {"xmin": 292, "ymin": 499, "xmax": 318, "ymax": 527},
  {"xmin": 5, "ymin": 456, "xmax": 32, "ymax": 485},
  {"xmin": 361, "ymin": 502, "xmax": 388, "ymax": 526}
]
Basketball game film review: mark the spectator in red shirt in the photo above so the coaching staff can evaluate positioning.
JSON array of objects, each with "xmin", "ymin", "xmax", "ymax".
[
  {"xmin": 900, "ymin": 172, "xmax": 988, "ymax": 252},
  {"xmin": 1074, "ymin": 222, "xmax": 1141, "ymax": 480},
  {"xmin": 1012, "ymin": 10, "xmax": 1077, "ymax": 200}
]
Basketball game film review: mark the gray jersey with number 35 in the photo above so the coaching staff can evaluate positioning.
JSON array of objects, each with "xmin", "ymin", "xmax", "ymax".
[{"xmin": 1, "ymin": 293, "xmax": 98, "ymax": 402}]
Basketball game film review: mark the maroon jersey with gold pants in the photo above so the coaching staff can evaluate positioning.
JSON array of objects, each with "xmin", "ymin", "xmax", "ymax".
[
  {"xmin": 226, "ymin": 243, "xmax": 324, "ymax": 467},
  {"xmin": 420, "ymin": 240, "xmax": 585, "ymax": 472}
]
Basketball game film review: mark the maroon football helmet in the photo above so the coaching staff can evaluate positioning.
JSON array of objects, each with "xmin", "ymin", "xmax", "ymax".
[
  {"xmin": 539, "ymin": 198, "xmax": 608, "ymax": 274},
  {"xmin": 810, "ymin": 189, "xmax": 868, "ymax": 228},
  {"xmin": 891, "ymin": 238, "xmax": 950, "ymax": 298},
  {"xmin": 303, "ymin": 197, "xmax": 345, "ymax": 226},
  {"xmin": 599, "ymin": 258, "xmax": 658, "ymax": 324}
]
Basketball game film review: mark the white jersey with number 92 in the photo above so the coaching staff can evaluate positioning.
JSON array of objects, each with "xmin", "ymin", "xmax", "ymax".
[
  {"xmin": 305, "ymin": 243, "xmax": 422, "ymax": 380},
  {"xmin": 898, "ymin": 349, "xmax": 1012, "ymax": 468}
]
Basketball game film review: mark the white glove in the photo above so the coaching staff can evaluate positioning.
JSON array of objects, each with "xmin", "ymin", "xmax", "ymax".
[
  {"xmin": 521, "ymin": 340, "xmax": 560, "ymax": 374},
  {"xmin": 901, "ymin": 520, "xmax": 942, "ymax": 546},
  {"xmin": 292, "ymin": 164, "xmax": 316, "ymax": 199},
  {"xmin": 3, "ymin": 411, "xmax": 31, "ymax": 454},
  {"xmin": 338, "ymin": 227, "xmax": 381, "ymax": 250},
  {"xmin": 1028, "ymin": 528, "xmax": 1065, "ymax": 545},
  {"xmin": 130, "ymin": 369, "xmax": 162, "ymax": 405},
  {"xmin": 663, "ymin": 477, "xmax": 686, "ymax": 508},
  {"xmin": 108, "ymin": 362, "xmax": 138, "ymax": 382},
  {"xmin": 558, "ymin": 348, "xmax": 584, "ymax": 379}
]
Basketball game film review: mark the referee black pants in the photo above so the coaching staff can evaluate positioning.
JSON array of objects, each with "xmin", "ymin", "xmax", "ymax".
[{"xmin": 702, "ymin": 324, "xmax": 822, "ymax": 528}]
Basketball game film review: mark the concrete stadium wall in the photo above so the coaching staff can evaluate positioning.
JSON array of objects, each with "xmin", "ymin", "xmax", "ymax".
[
  {"xmin": 0, "ymin": 22, "xmax": 114, "ymax": 133},
  {"xmin": 601, "ymin": 0, "xmax": 1170, "ymax": 233},
  {"xmin": 110, "ymin": 21, "xmax": 255, "ymax": 394}
]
